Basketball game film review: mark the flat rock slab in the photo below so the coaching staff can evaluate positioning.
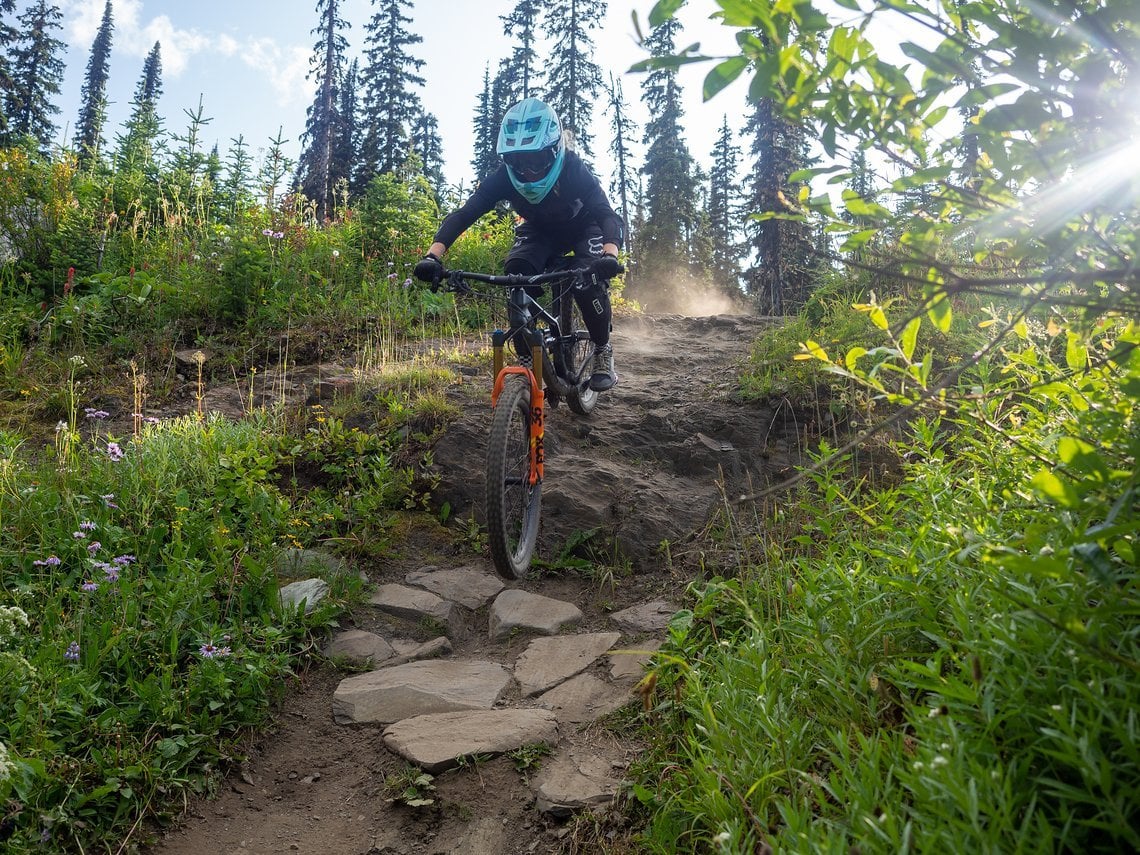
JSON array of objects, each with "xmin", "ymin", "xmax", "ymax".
[
  {"xmin": 609, "ymin": 639, "xmax": 663, "ymax": 684},
  {"xmin": 369, "ymin": 583, "xmax": 454, "ymax": 628},
  {"xmin": 278, "ymin": 578, "xmax": 329, "ymax": 615},
  {"xmin": 322, "ymin": 629, "xmax": 395, "ymax": 665},
  {"xmin": 332, "ymin": 660, "xmax": 510, "ymax": 725},
  {"xmin": 489, "ymin": 589, "xmax": 583, "ymax": 640},
  {"xmin": 537, "ymin": 673, "xmax": 632, "ymax": 724},
  {"xmin": 389, "ymin": 636, "xmax": 453, "ymax": 665},
  {"xmin": 405, "ymin": 566, "xmax": 505, "ymax": 610},
  {"xmin": 514, "ymin": 632, "xmax": 622, "ymax": 696},
  {"xmin": 532, "ymin": 751, "xmax": 624, "ymax": 818},
  {"xmin": 383, "ymin": 709, "xmax": 559, "ymax": 773},
  {"xmin": 609, "ymin": 600, "xmax": 677, "ymax": 633}
]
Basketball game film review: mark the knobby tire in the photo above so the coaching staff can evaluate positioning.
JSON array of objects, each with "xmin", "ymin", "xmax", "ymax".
[
  {"xmin": 486, "ymin": 377, "xmax": 541, "ymax": 580},
  {"xmin": 558, "ymin": 288, "xmax": 599, "ymax": 416}
]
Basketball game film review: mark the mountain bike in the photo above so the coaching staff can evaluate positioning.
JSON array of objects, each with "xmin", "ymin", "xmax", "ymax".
[{"xmin": 433, "ymin": 258, "xmax": 607, "ymax": 579}]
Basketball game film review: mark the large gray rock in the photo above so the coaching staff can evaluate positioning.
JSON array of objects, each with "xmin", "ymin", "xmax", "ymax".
[
  {"xmin": 383, "ymin": 709, "xmax": 559, "ymax": 773},
  {"xmin": 488, "ymin": 589, "xmax": 583, "ymax": 640},
  {"xmin": 369, "ymin": 583, "xmax": 454, "ymax": 629},
  {"xmin": 609, "ymin": 639, "xmax": 663, "ymax": 684},
  {"xmin": 609, "ymin": 600, "xmax": 677, "ymax": 633},
  {"xmin": 332, "ymin": 660, "xmax": 510, "ymax": 724},
  {"xmin": 405, "ymin": 566, "xmax": 505, "ymax": 610},
  {"xmin": 514, "ymin": 633, "xmax": 622, "ymax": 696},
  {"xmin": 278, "ymin": 578, "xmax": 330, "ymax": 615},
  {"xmin": 532, "ymin": 751, "xmax": 623, "ymax": 818},
  {"xmin": 322, "ymin": 629, "xmax": 396, "ymax": 665},
  {"xmin": 536, "ymin": 673, "xmax": 631, "ymax": 724}
]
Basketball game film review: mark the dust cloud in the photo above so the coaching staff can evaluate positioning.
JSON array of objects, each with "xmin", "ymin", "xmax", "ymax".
[{"xmin": 624, "ymin": 269, "xmax": 750, "ymax": 317}]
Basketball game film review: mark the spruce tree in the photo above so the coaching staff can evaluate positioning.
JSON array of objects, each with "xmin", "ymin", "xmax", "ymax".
[
  {"xmin": 6, "ymin": 0, "xmax": 66, "ymax": 150},
  {"xmin": 358, "ymin": 0, "xmax": 425, "ymax": 185},
  {"xmin": 637, "ymin": 17, "xmax": 698, "ymax": 285},
  {"xmin": 115, "ymin": 41, "xmax": 163, "ymax": 177},
  {"xmin": 742, "ymin": 92, "xmax": 814, "ymax": 314},
  {"xmin": 75, "ymin": 0, "xmax": 114, "ymax": 162},
  {"xmin": 604, "ymin": 74, "xmax": 638, "ymax": 260},
  {"xmin": 501, "ymin": 0, "xmax": 542, "ymax": 100},
  {"xmin": 409, "ymin": 109, "xmax": 445, "ymax": 198},
  {"xmin": 708, "ymin": 116, "xmax": 743, "ymax": 296},
  {"xmin": 0, "ymin": 0, "xmax": 18, "ymax": 142},
  {"xmin": 543, "ymin": 0, "xmax": 604, "ymax": 158},
  {"xmin": 329, "ymin": 58, "xmax": 359, "ymax": 211},
  {"xmin": 296, "ymin": 0, "xmax": 350, "ymax": 222},
  {"xmin": 470, "ymin": 65, "xmax": 498, "ymax": 183}
]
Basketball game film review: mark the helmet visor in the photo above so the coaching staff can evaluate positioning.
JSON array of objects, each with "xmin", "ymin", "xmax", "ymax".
[{"xmin": 504, "ymin": 147, "xmax": 557, "ymax": 181}]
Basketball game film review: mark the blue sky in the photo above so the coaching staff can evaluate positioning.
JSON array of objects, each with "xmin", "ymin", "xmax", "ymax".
[{"xmin": 40, "ymin": 0, "xmax": 750, "ymax": 191}]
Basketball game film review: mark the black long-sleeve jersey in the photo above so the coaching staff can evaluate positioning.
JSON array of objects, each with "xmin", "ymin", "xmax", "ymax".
[{"xmin": 433, "ymin": 150, "xmax": 624, "ymax": 250}]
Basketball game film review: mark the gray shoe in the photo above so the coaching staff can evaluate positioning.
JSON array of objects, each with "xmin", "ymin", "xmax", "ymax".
[{"xmin": 589, "ymin": 343, "xmax": 616, "ymax": 391}]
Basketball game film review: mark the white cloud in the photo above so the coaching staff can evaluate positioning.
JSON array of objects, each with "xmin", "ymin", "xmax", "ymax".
[{"xmin": 241, "ymin": 39, "xmax": 315, "ymax": 108}]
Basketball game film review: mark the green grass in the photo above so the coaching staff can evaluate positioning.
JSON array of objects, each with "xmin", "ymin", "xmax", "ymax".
[{"xmin": 630, "ymin": 309, "xmax": 1140, "ymax": 853}]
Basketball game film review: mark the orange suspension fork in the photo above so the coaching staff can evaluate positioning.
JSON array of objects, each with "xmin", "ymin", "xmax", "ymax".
[{"xmin": 491, "ymin": 330, "xmax": 544, "ymax": 485}]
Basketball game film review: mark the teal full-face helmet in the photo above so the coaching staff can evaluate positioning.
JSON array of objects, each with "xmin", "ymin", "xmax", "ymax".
[{"xmin": 497, "ymin": 98, "xmax": 565, "ymax": 204}]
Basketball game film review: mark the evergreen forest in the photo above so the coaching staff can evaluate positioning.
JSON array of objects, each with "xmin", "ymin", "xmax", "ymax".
[{"xmin": 0, "ymin": 0, "xmax": 1136, "ymax": 852}]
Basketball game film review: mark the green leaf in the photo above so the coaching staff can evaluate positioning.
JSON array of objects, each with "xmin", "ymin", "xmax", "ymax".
[
  {"xmin": 1057, "ymin": 436, "xmax": 1108, "ymax": 479},
  {"xmin": 1065, "ymin": 332, "xmax": 1088, "ymax": 372},
  {"xmin": 1030, "ymin": 470, "xmax": 1082, "ymax": 508},
  {"xmin": 649, "ymin": 0, "xmax": 686, "ymax": 28},
  {"xmin": 926, "ymin": 293, "xmax": 952, "ymax": 332},
  {"xmin": 900, "ymin": 317, "xmax": 921, "ymax": 362},
  {"xmin": 704, "ymin": 57, "xmax": 749, "ymax": 100}
]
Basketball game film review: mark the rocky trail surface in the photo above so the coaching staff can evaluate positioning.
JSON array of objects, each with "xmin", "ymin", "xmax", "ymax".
[{"xmin": 145, "ymin": 312, "xmax": 800, "ymax": 855}]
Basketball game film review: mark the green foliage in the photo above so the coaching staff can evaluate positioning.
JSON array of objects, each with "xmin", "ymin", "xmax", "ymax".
[
  {"xmin": 0, "ymin": 404, "xmax": 402, "ymax": 850},
  {"xmin": 636, "ymin": 306, "xmax": 1139, "ymax": 852}
]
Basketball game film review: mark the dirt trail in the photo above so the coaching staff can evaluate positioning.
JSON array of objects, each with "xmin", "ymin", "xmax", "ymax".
[{"xmin": 145, "ymin": 312, "xmax": 800, "ymax": 855}]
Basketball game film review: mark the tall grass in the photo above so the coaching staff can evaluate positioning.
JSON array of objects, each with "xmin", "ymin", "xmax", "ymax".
[{"xmin": 633, "ymin": 306, "xmax": 1139, "ymax": 853}]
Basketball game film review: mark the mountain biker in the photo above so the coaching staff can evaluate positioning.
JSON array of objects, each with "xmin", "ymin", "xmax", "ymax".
[{"xmin": 413, "ymin": 97, "xmax": 623, "ymax": 392}]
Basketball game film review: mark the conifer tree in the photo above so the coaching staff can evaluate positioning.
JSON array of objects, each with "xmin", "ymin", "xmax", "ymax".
[
  {"xmin": 0, "ymin": 0, "xmax": 18, "ymax": 141},
  {"xmin": 742, "ymin": 91, "xmax": 814, "ymax": 314},
  {"xmin": 543, "ymin": 0, "xmax": 604, "ymax": 158},
  {"xmin": 470, "ymin": 65, "xmax": 498, "ymax": 183},
  {"xmin": 6, "ymin": 0, "xmax": 66, "ymax": 150},
  {"xmin": 115, "ymin": 41, "xmax": 163, "ymax": 177},
  {"xmin": 358, "ymin": 0, "xmax": 425, "ymax": 185},
  {"xmin": 604, "ymin": 74, "xmax": 637, "ymax": 259},
  {"xmin": 221, "ymin": 135, "xmax": 255, "ymax": 218},
  {"xmin": 409, "ymin": 109, "xmax": 445, "ymax": 198},
  {"xmin": 75, "ymin": 0, "xmax": 114, "ymax": 162},
  {"xmin": 637, "ymin": 17, "xmax": 698, "ymax": 282},
  {"xmin": 296, "ymin": 0, "xmax": 350, "ymax": 222},
  {"xmin": 708, "ymin": 116, "xmax": 743, "ymax": 296},
  {"xmin": 501, "ymin": 0, "xmax": 542, "ymax": 100},
  {"xmin": 329, "ymin": 58, "xmax": 358, "ymax": 211}
]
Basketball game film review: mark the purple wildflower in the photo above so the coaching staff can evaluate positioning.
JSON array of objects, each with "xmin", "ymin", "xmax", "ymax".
[
  {"xmin": 403, "ymin": 277, "xmax": 413, "ymax": 289},
  {"xmin": 273, "ymin": 231, "xmax": 284, "ymax": 240},
  {"xmin": 33, "ymin": 555, "xmax": 62, "ymax": 567},
  {"xmin": 73, "ymin": 531, "xmax": 87, "ymax": 539},
  {"xmin": 106, "ymin": 442, "xmax": 124, "ymax": 462},
  {"xmin": 198, "ymin": 642, "xmax": 232, "ymax": 659},
  {"xmin": 112, "ymin": 555, "xmax": 136, "ymax": 566},
  {"xmin": 99, "ymin": 563, "xmax": 119, "ymax": 582},
  {"xmin": 388, "ymin": 272, "xmax": 398, "ymax": 282},
  {"xmin": 145, "ymin": 417, "xmax": 160, "ymax": 425},
  {"xmin": 64, "ymin": 641, "xmax": 80, "ymax": 662},
  {"xmin": 84, "ymin": 408, "xmax": 110, "ymax": 420},
  {"xmin": 262, "ymin": 228, "xmax": 274, "ymax": 237},
  {"xmin": 87, "ymin": 541, "xmax": 101, "ymax": 555},
  {"xmin": 80, "ymin": 521, "xmax": 97, "ymax": 532},
  {"xmin": 81, "ymin": 580, "xmax": 98, "ymax": 592},
  {"xmin": 101, "ymin": 493, "xmax": 118, "ymax": 509}
]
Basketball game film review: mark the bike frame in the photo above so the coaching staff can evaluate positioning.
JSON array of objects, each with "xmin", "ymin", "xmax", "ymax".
[{"xmin": 437, "ymin": 265, "xmax": 593, "ymax": 489}]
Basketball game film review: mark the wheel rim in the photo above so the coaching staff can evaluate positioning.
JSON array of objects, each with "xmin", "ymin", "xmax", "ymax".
[{"xmin": 499, "ymin": 387, "xmax": 537, "ymax": 566}]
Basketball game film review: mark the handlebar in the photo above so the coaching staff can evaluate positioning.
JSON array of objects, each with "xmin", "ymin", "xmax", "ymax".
[{"xmin": 438, "ymin": 267, "xmax": 592, "ymax": 291}]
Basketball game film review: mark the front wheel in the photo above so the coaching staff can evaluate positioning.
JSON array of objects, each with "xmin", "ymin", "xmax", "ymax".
[
  {"xmin": 486, "ymin": 377, "xmax": 542, "ymax": 579},
  {"xmin": 559, "ymin": 290, "xmax": 599, "ymax": 416}
]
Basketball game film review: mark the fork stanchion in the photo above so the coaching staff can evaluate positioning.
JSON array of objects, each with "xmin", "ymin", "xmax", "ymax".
[{"xmin": 491, "ymin": 329, "xmax": 506, "ymax": 382}]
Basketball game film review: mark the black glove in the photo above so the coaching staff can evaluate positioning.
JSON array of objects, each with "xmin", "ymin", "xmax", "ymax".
[
  {"xmin": 592, "ymin": 253, "xmax": 622, "ymax": 280},
  {"xmin": 413, "ymin": 253, "xmax": 443, "ymax": 285}
]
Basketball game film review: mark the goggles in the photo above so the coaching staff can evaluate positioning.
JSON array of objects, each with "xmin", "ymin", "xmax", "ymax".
[{"xmin": 504, "ymin": 147, "xmax": 557, "ymax": 180}]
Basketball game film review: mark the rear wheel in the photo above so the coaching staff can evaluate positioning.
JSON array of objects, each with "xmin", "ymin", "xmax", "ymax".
[
  {"xmin": 559, "ymin": 290, "xmax": 599, "ymax": 416},
  {"xmin": 486, "ymin": 377, "xmax": 541, "ymax": 579}
]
